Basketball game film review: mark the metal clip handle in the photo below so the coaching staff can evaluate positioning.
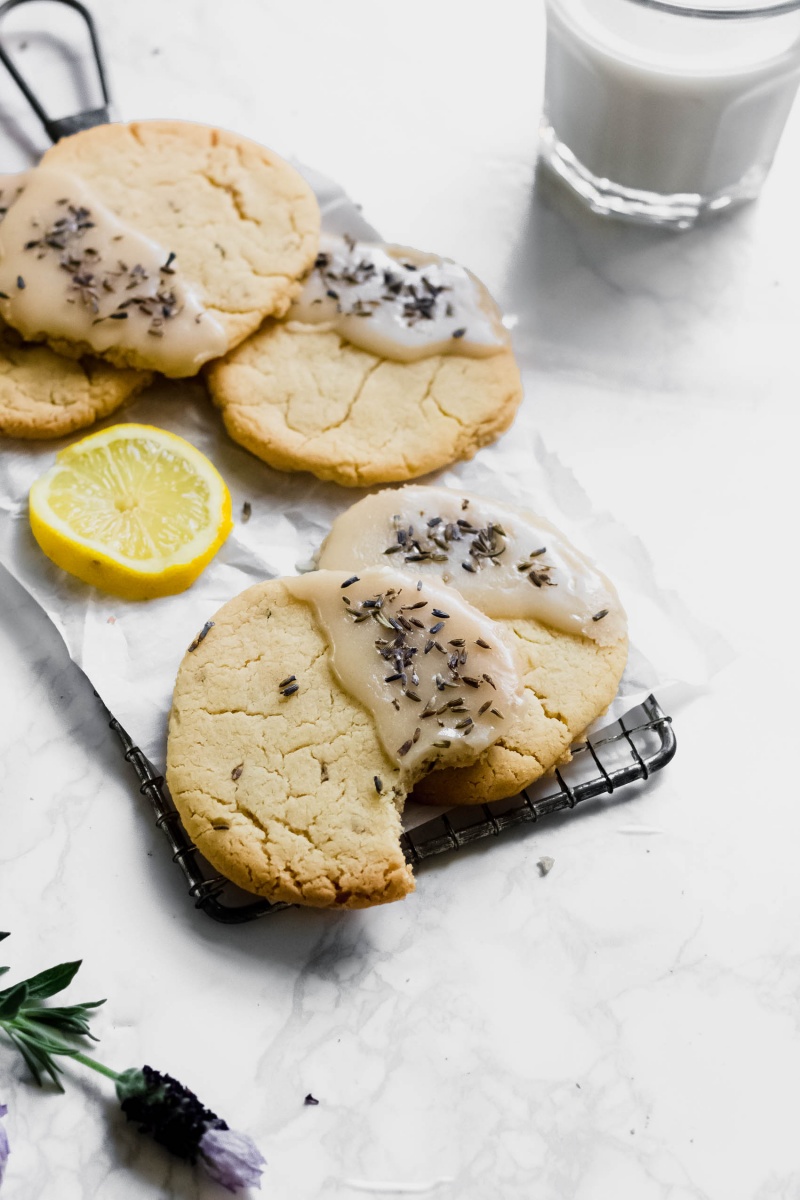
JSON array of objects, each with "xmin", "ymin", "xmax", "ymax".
[{"xmin": 0, "ymin": 0, "xmax": 112, "ymax": 142}]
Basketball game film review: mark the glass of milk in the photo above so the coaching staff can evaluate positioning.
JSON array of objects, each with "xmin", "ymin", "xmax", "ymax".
[{"xmin": 540, "ymin": 0, "xmax": 800, "ymax": 227}]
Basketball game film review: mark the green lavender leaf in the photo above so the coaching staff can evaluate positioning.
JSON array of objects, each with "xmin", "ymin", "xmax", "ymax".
[
  {"xmin": 4, "ymin": 1028, "xmax": 64, "ymax": 1089},
  {"xmin": 0, "ymin": 946, "xmax": 105, "ymax": 1090},
  {"xmin": 0, "ymin": 983, "xmax": 29, "ymax": 1021},
  {"xmin": 0, "ymin": 960, "xmax": 80, "ymax": 1004},
  {"xmin": 31, "ymin": 1001, "xmax": 105, "ymax": 1040}
]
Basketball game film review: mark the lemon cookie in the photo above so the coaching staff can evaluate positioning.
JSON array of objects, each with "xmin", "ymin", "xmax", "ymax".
[
  {"xmin": 318, "ymin": 487, "xmax": 628, "ymax": 804},
  {"xmin": 0, "ymin": 319, "xmax": 150, "ymax": 439},
  {"xmin": 166, "ymin": 567, "xmax": 524, "ymax": 907},
  {"xmin": 0, "ymin": 121, "xmax": 319, "ymax": 377},
  {"xmin": 206, "ymin": 234, "xmax": 523, "ymax": 486}
]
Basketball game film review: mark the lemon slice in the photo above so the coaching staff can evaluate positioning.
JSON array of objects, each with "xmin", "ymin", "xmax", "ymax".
[{"xmin": 29, "ymin": 424, "xmax": 233, "ymax": 600}]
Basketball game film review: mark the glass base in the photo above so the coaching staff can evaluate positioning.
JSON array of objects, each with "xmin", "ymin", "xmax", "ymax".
[{"xmin": 538, "ymin": 119, "xmax": 766, "ymax": 230}]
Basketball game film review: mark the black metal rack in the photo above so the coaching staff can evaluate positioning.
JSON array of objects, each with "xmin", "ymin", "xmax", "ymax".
[{"xmin": 108, "ymin": 693, "xmax": 676, "ymax": 923}]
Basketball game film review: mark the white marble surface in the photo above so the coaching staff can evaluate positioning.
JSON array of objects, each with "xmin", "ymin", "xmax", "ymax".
[{"xmin": 1, "ymin": 2, "xmax": 800, "ymax": 1197}]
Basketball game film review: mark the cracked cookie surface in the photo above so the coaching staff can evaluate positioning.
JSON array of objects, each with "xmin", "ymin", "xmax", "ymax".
[
  {"xmin": 40, "ymin": 120, "xmax": 320, "ymax": 372},
  {"xmin": 206, "ymin": 324, "xmax": 523, "ymax": 486},
  {"xmin": 166, "ymin": 578, "xmax": 414, "ymax": 908},
  {"xmin": 412, "ymin": 616, "xmax": 628, "ymax": 805},
  {"xmin": 0, "ymin": 318, "xmax": 151, "ymax": 439}
]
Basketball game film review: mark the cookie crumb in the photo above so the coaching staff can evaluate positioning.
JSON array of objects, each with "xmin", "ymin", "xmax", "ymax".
[{"xmin": 538, "ymin": 856, "xmax": 555, "ymax": 876}]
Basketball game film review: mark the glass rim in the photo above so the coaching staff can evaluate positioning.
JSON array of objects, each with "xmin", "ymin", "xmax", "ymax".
[{"xmin": 624, "ymin": 0, "xmax": 800, "ymax": 16}]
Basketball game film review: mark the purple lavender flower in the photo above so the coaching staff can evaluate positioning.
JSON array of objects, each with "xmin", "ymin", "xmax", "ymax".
[
  {"xmin": 116, "ymin": 1067, "xmax": 264, "ymax": 1193},
  {"xmin": 0, "ymin": 942, "xmax": 266, "ymax": 1192},
  {"xmin": 199, "ymin": 1127, "xmax": 266, "ymax": 1192},
  {"xmin": 0, "ymin": 1103, "xmax": 9, "ymax": 1188}
]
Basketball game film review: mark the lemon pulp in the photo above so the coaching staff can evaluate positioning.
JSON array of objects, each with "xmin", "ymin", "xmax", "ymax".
[{"xmin": 29, "ymin": 424, "xmax": 233, "ymax": 599}]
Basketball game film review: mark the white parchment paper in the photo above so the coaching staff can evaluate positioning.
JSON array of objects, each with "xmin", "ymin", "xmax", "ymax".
[{"xmin": 0, "ymin": 168, "xmax": 720, "ymax": 800}]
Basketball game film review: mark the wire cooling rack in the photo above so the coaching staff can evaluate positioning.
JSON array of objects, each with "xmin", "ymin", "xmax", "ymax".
[{"xmin": 107, "ymin": 693, "xmax": 676, "ymax": 923}]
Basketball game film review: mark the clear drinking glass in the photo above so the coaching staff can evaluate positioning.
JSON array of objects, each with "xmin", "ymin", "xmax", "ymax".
[{"xmin": 539, "ymin": 0, "xmax": 800, "ymax": 227}]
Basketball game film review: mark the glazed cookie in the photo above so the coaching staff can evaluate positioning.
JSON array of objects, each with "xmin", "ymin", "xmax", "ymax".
[
  {"xmin": 206, "ymin": 233, "xmax": 522, "ymax": 486},
  {"xmin": 0, "ymin": 121, "xmax": 320, "ymax": 377},
  {"xmin": 166, "ymin": 567, "xmax": 524, "ymax": 907},
  {"xmin": 318, "ymin": 486, "xmax": 629, "ymax": 804},
  {"xmin": 0, "ymin": 318, "xmax": 151, "ymax": 439}
]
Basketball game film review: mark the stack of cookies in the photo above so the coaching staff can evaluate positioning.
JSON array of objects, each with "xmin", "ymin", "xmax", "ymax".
[
  {"xmin": 166, "ymin": 487, "xmax": 628, "ymax": 910},
  {"xmin": 1, "ymin": 118, "xmax": 522, "ymax": 486},
  {"xmin": 0, "ymin": 121, "xmax": 320, "ymax": 438},
  {"xmin": 0, "ymin": 120, "xmax": 627, "ymax": 910}
]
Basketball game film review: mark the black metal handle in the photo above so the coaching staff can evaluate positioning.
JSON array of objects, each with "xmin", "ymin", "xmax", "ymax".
[{"xmin": 0, "ymin": 0, "xmax": 112, "ymax": 142}]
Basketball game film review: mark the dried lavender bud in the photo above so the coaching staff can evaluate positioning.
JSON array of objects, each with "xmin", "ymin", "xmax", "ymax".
[
  {"xmin": 187, "ymin": 621, "xmax": 214, "ymax": 652},
  {"xmin": 117, "ymin": 1067, "xmax": 265, "ymax": 1192}
]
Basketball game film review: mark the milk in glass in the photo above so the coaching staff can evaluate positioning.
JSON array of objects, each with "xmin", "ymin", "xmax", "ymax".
[{"xmin": 542, "ymin": 0, "xmax": 800, "ymax": 222}]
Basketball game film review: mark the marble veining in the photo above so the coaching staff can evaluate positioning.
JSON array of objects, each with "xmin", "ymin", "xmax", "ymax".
[{"xmin": 2, "ymin": 2, "xmax": 800, "ymax": 1199}]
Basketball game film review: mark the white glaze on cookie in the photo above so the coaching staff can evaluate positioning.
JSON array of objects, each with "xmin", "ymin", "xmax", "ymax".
[
  {"xmin": 286, "ymin": 233, "xmax": 507, "ymax": 363},
  {"xmin": 286, "ymin": 567, "xmax": 523, "ymax": 774},
  {"xmin": 319, "ymin": 487, "xmax": 627, "ymax": 646},
  {"xmin": 0, "ymin": 172, "xmax": 27, "ymax": 222},
  {"xmin": 0, "ymin": 166, "xmax": 226, "ymax": 375}
]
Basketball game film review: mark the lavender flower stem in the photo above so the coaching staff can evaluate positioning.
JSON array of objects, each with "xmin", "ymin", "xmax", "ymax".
[
  {"xmin": 70, "ymin": 1052, "xmax": 123, "ymax": 1082},
  {"xmin": 10, "ymin": 1017, "xmax": 123, "ymax": 1082}
]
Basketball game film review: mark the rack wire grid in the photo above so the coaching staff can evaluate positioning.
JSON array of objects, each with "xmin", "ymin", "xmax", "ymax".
[{"xmin": 107, "ymin": 693, "xmax": 676, "ymax": 923}]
